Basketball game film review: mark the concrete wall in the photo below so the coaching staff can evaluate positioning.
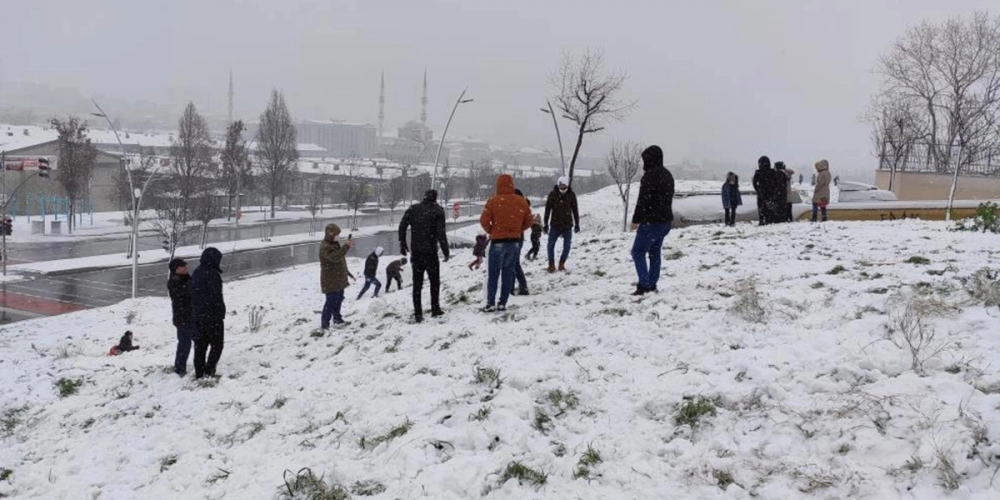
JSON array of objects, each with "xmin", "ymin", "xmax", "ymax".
[{"xmin": 876, "ymin": 170, "xmax": 1000, "ymax": 201}]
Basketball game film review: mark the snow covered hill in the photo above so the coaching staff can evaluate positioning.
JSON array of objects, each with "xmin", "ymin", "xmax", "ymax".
[{"xmin": 2, "ymin": 185, "xmax": 1000, "ymax": 499}]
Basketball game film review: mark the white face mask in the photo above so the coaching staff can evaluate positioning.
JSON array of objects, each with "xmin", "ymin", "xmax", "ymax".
[{"xmin": 559, "ymin": 186, "xmax": 568, "ymax": 192}]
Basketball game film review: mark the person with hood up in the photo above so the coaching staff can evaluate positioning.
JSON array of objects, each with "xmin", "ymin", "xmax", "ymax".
[
  {"xmin": 772, "ymin": 161, "xmax": 790, "ymax": 224},
  {"xmin": 116, "ymin": 331, "xmax": 140, "ymax": 353},
  {"xmin": 385, "ymin": 257, "xmax": 407, "ymax": 292},
  {"xmin": 480, "ymin": 174, "xmax": 533, "ymax": 312},
  {"xmin": 399, "ymin": 190, "xmax": 450, "ymax": 323},
  {"xmin": 357, "ymin": 246, "xmax": 383, "ymax": 300},
  {"xmin": 469, "ymin": 234, "xmax": 488, "ymax": 270},
  {"xmin": 544, "ymin": 176, "xmax": 580, "ymax": 272},
  {"xmin": 526, "ymin": 213, "xmax": 543, "ymax": 261},
  {"xmin": 752, "ymin": 156, "xmax": 776, "ymax": 225},
  {"xmin": 630, "ymin": 145, "xmax": 675, "ymax": 296},
  {"xmin": 191, "ymin": 247, "xmax": 226, "ymax": 379},
  {"xmin": 777, "ymin": 162, "xmax": 798, "ymax": 222},
  {"xmin": 319, "ymin": 223, "xmax": 353, "ymax": 328},
  {"xmin": 812, "ymin": 160, "xmax": 832, "ymax": 222},
  {"xmin": 721, "ymin": 172, "xmax": 742, "ymax": 227},
  {"xmin": 167, "ymin": 258, "xmax": 193, "ymax": 376}
]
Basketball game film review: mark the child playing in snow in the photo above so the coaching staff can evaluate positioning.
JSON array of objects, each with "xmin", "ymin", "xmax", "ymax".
[
  {"xmin": 526, "ymin": 214, "xmax": 542, "ymax": 260},
  {"xmin": 110, "ymin": 331, "xmax": 140, "ymax": 355},
  {"xmin": 384, "ymin": 258, "xmax": 407, "ymax": 292},
  {"xmin": 469, "ymin": 234, "xmax": 488, "ymax": 270}
]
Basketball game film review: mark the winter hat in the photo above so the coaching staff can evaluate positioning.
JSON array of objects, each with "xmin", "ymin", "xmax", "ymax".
[
  {"xmin": 758, "ymin": 156, "xmax": 771, "ymax": 169},
  {"xmin": 375, "ymin": 246, "xmax": 384, "ymax": 257},
  {"xmin": 775, "ymin": 161, "xmax": 786, "ymax": 170},
  {"xmin": 400, "ymin": 258, "xmax": 408, "ymax": 266},
  {"xmin": 641, "ymin": 145, "xmax": 664, "ymax": 168},
  {"xmin": 325, "ymin": 223, "xmax": 341, "ymax": 239},
  {"xmin": 200, "ymin": 247, "xmax": 223, "ymax": 272},
  {"xmin": 168, "ymin": 258, "xmax": 187, "ymax": 273},
  {"xmin": 815, "ymin": 159, "xmax": 830, "ymax": 171},
  {"xmin": 557, "ymin": 176, "xmax": 569, "ymax": 187},
  {"xmin": 423, "ymin": 190, "xmax": 438, "ymax": 203}
]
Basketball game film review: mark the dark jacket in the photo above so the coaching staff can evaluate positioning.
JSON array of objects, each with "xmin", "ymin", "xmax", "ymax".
[
  {"xmin": 386, "ymin": 258, "xmax": 406, "ymax": 278},
  {"xmin": 399, "ymin": 197, "xmax": 449, "ymax": 258},
  {"xmin": 319, "ymin": 224, "xmax": 351, "ymax": 293},
  {"xmin": 117, "ymin": 333, "xmax": 139, "ymax": 352},
  {"xmin": 721, "ymin": 182, "xmax": 743, "ymax": 209},
  {"xmin": 632, "ymin": 146, "xmax": 675, "ymax": 224},
  {"xmin": 771, "ymin": 169, "xmax": 789, "ymax": 205},
  {"xmin": 752, "ymin": 166, "xmax": 773, "ymax": 204},
  {"xmin": 363, "ymin": 252, "xmax": 379, "ymax": 278},
  {"xmin": 544, "ymin": 187, "xmax": 579, "ymax": 229},
  {"xmin": 191, "ymin": 248, "xmax": 226, "ymax": 328},
  {"xmin": 167, "ymin": 272, "xmax": 193, "ymax": 328},
  {"xmin": 530, "ymin": 223, "xmax": 542, "ymax": 245},
  {"xmin": 473, "ymin": 235, "xmax": 488, "ymax": 257}
]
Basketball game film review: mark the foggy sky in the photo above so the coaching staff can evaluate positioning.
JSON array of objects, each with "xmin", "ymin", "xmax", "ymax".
[{"xmin": 3, "ymin": 0, "xmax": 997, "ymax": 174}]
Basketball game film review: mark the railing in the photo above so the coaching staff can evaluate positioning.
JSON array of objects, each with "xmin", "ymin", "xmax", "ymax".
[{"xmin": 878, "ymin": 143, "xmax": 1000, "ymax": 176}]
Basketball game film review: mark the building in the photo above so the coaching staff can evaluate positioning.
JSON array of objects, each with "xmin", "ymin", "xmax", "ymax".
[
  {"xmin": 297, "ymin": 120, "xmax": 377, "ymax": 158},
  {"xmin": 398, "ymin": 121, "xmax": 433, "ymax": 143},
  {"xmin": 2, "ymin": 140, "xmax": 122, "ymax": 216}
]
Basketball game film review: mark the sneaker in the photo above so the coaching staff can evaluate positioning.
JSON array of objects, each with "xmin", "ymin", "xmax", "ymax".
[
  {"xmin": 481, "ymin": 305, "xmax": 496, "ymax": 313},
  {"xmin": 497, "ymin": 305, "xmax": 507, "ymax": 312},
  {"xmin": 332, "ymin": 320, "xmax": 351, "ymax": 327},
  {"xmin": 517, "ymin": 289, "xmax": 529, "ymax": 296},
  {"xmin": 431, "ymin": 308, "xmax": 445, "ymax": 318},
  {"xmin": 547, "ymin": 264, "xmax": 556, "ymax": 273}
]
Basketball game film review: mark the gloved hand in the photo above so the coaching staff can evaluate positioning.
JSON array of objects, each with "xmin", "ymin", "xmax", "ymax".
[
  {"xmin": 574, "ymin": 225, "xmax": 580, "ymax": 234},
  {"xmin": 443, "ymin": 251, "xmax": 450, "ymax": 262},
  {"xmin": 400, "ymin": 241, "xmax": 408, "ymax": 256},
  {"xmin": 543, "ymin": 225, "xmax": 549, "ymax": 235}
]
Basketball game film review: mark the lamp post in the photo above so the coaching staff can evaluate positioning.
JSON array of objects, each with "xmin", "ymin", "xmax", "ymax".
[
  {"xmin": 92, "ymin": 100, "xmax": 159, "ymax": 299},
  {"xmin": 540, "ymin": 101, "xmax": 566, "ymax": 176},
  {"xmin": 431, "ymin": 89, "xmax": 473, "ymax": 188}
]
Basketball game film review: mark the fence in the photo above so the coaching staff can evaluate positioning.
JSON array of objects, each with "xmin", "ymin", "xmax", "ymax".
[{"xmin": 879, "ymin": 143, "xmax": 1000, "ymax": 177}]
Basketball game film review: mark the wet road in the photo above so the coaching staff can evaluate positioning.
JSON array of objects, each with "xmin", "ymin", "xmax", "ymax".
[
  {"xmin": 7, "ymin": 203, "xmax": 484, "ymax": 264},
  {"xmin": 0, "ymin": 221, "xmax": 476, "ymax": 325}
]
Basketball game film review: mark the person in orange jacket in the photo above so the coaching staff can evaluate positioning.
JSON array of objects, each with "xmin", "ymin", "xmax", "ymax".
[{"xmin": 478, "ymin": 174, "xmax": 533, "ymax": 312}]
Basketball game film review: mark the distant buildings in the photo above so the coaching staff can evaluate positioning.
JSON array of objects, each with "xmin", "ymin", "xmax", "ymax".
[{"xmin": 297, "ymin": 120, "xmax": 377, "ymax": 158}]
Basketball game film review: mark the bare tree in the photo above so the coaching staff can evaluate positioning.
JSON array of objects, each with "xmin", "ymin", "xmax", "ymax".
[
  {"xmin": 384, "ymin": 175, "xmax": 406, "ymax": 222},
  {"xmin": 876, "ymin": 12, "xmax": 1000, "ymax": 218},
  {"xmin": 193, "ymin": 185, "xmax": 223, "ymax": 249},
  {"xmin": 866, "ymin": 93, "xmax": 925, "ymax": 192},
  {"xmin": 463, "ymin": 161, "xmax": 480, "ymax": 201},
  {"xmin": 49, "ymin": 117, "xmax": 98, "ymax": 233},
  {"xmin": 256, "ymin": 89, "xmax": 298, "ymax": 218},
  {"xmin": 305, "ymin": 174, "xmax": 327, "ymax": 235},
  {"xmin": 552, "ymin": 49, "xmax": 635, "ymax": 188},
  {"xmin": 220, "ymin": 119, "xmax": 251, "ymax": 220},
  {"xmin": 113, "ymin": 146, "xmax": 157, "ymax": 229},
  {"xmin": 344, "ymin": 163, "xmax": 370, "ymax": 230},
  {"xmin": 605, "ymin": 140, "xmax": 642, "ymax": 231},
  {"xmin": 168, "ymin": 102, "xmax": 214, "ymax": 237}
]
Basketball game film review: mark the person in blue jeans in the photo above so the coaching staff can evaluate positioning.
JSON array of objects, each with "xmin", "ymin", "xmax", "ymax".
[
  {"xmin": 319, "ymin": 223, "xmax": 353, "ymax": 328},
  {"xmin": 479, "ymin": 174, "xmax": 533, "ymax": 312},
  {"xmin": 167, "ymin": 258, "xmax": 194, "ymax": 377},
  {"xmin": 357, "ymin": 246, "xmax": 384, "ymax": 299},
  {"xmin": 630, "ymin": 145, "xmax": 675, "ymax": 296},
  {"xmin": 544, "ymin": 176, "xmax": 580, "ymax": 273}
]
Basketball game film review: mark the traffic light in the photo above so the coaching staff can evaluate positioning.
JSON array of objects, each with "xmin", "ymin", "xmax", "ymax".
[
  {"xmin": 2, "ymin": 217, "xmax": 12, "ymax": 236},
  {"xmin": 38, "ymin": 158, "xmax": 50, "ymax": 178}
]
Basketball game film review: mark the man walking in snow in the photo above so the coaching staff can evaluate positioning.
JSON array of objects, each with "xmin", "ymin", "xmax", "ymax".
[
  {"xmin": 319, "ymin": 223, "xmax": 353, "ymax": 328},
  {"xmin": 399, "ymin": 190, "xmax": 450, "ymax": 323},
  {"xmin": 357, "ymin": 246, "xmax": 383, "ymax": 299},
  {"xmin": 630, "ymin": 145, "xmax": 675, "ymax": 296},
  {"xmin": 384, "ymin": 257, "xmax": 407, "ymax": 292},
  {"xmin": 191, "ymin": 247, "xmax": 226, "ymax": 379},
  {"xmin": 544, "ymin": 176, "xmax": 580, "ymax": 272},
  {"xmin": 167, "ymin": 258, "xmax": 193, "ymax": 377},
  {"xmin": 480, "ymin": 174, "xmax": 533, "ymax": 312}
]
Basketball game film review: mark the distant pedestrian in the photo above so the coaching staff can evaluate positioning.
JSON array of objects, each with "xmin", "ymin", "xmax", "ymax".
[
  {"xmin": 385, "ymin": 258, "xmax": 407, "ymax": 292},
  {"xmin": 544, "ymin": 176, "xmax": 580, "ymax": 273},
  {"xmin": 752, "ymin": 156, "xmax": 775, "ymax": 225},
  {"xmin": 480, "ymin": 174, "xmax": 533, "ymax": 312},
  {"xmin": 357, "ymin": 246, "xmax": 384, "ymax": 300},
  {"xmin": 630, "ymin": 145, "xmax": 675, "ymax": 296},
  {"xmin": 319, "ymin": 223, "xmax": 353, "ymax": 328},
  {"xmin": 469, "ymin": 234, "xmax": 488, "ymax": 270},
  {"xmin": 834, "ymin": 175, "xmax": 840, "ymax": 186},
  {"xmin": 191, "ymin": 247, "xmax": 226, "ymax": 379},
  {"xmin": 812, "ymin": 160, "xmax": 832, "ymax": 222},
  {"xmin": 526, "ymin": 214, "xmax": 542, "ymax": 261},
  {"xmin": 773, "ymin": 162, "xmax": 790, "ymax": 224},
  {"xmin": 721, "ymin": 172, "xmax": 742, "ymax": 227},
  {"xmin": 167, "ymin": 258, "xmax": 193, "ymax": 377},
  {"xmin": 798, "ymin": 173, "xmax": 804, "ymax": 185},
  {"xmin": 399, "ymin": 190, "xmax": 450, "ymax": 323},
  {"xmin": 778, "ymin": 163, "xmax": 797, "ymax": 222}
]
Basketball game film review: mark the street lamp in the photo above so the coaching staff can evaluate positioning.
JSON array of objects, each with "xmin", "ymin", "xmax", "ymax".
[
  {"xmin": 431, "ymin": 88, "xmax": 473, "ymax": 188},
  {"xmin": 92, "ymin": 100, "xmax": 159, "ymax": 299},
  {"xmin": 540, "ymin": 101, "xmax": 566, "ymax": 176}
]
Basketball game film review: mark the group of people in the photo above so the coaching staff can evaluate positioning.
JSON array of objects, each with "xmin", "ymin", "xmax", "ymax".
[
  {"xmin": 166, "ymin": 248, "xmax": 226, "ymax": 379},
  {"xmin": 729, "ymin": 156, "xmax": 833, "ymax": 226}
]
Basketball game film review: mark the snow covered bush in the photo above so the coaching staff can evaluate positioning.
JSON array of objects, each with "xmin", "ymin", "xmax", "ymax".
[
  {"xmin": 953, "ymin": 201, "xmax": 1000, "ymax": 234},
  {"xmin": 730, "ymin": 278, "xmax": 766, "ymax": 323},
  {"xmin": 962, "ymin": 268, "xmax": 1000, "ymax": 309},
  {"xmin": 883, "ymin": 293, "xmax": 956, "ymax": 375}
]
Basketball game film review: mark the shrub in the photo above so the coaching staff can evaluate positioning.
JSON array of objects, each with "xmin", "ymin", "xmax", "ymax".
[
  {"xmin": 884, "ymin": 293, "xmax": 955, "ymax": 375},
  {"xmin": 713, "ymin": 469, "xmax": 735, "ymax": 490},
  {"xmin": 55, "ymin": 378, "xmax": 83, "ymax": 398},
  {"xmin": 905, "ymin": 256, "xmax": 931, "ymax": 265},
  {"xmin": 674, "ymin": 396, "xmax": 718, "ymax": 428},
  {"xmin": 730, "ymin": 278, "xmax": 766, "ymax": 323},
  {"xmin": 954, "ymin": 201, "xmax": 1000, "ymax": 233}
]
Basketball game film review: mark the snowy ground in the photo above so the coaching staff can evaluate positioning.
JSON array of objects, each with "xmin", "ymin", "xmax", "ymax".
[{"xmin": 2, "ymin": 185, "xmax": 1000, "ymax": 499}]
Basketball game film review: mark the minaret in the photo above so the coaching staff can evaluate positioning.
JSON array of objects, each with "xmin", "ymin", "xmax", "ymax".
[
  {"xmin": 378, "ymin": 71, "xmax": 385, "ymax": 141},
  {"xmin": 420, "ymin": 69, "xmax": 428, "ymax": 133},
  {"xmin": 227, "ymin": 70, "xmax": 234, "ymax": 125}
]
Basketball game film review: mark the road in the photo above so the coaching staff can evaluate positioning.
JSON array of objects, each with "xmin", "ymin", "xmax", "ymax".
[{"xmin": 0, "ymin": 220, "xmax": 476, "ymax": 325}]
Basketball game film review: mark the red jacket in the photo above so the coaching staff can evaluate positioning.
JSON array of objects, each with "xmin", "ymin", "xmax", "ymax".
[{"xmin": 480, "ymin": 175, "xmax": 533, "ymax": 242}]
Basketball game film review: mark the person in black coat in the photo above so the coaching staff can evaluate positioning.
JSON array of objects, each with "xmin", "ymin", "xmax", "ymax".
[
  {"xmin": 526, "ymin": 214, "xmax": 542, "ymax": 261},
  {"xmin": 752, "ymin": 156, "xmax": 775, "ymax": 225},
  {"xmin": 357, "ymin": 246, "xmax": 384, "ymax": 299},
  {"xmin": 772, "ymin": 161, "xmax": 790, "ymax": 224},
  {"xmin": 385, "ymin": 258, "xmax": 407, "ymax": 292},
  {"xmin": 398, "ymin": 190, "xmax": 450, "ymax": 322},
  {"xmin": 543, "ymin": 176, "xmax": 581, "ymax": 272},
  {"xmin": 117, "ymin": 331, "xmax": 140, "ymax": 352},
  {"xmin": 191, "ymin": 247, "xmax": 225, "ymax": 379},
  {"xmin": 167, "ymin": 258, "xmax": 193, "ymax": 376},
  {"xmin": 630, "ymin": 145, "xmax": 675, "ymax": 296}
]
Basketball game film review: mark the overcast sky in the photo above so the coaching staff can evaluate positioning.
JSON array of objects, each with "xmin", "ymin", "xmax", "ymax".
[{"xmin": 3, "ymin": 0, "xmax": 997, "ymax": 173}]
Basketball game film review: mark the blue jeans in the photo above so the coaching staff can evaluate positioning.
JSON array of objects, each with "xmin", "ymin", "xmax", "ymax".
[
  {"xmin": 811, "ymin": 203, "xmax": 828, "ymax": 222},
  {"xmin": 357, "ymin": 277, "xmax": 382, "ymax": 299},
  {"xmin": 321, "ymin": 290, "xmax": 345, "ymax": 328},
  {"xmin": 487, "ymin": 241, "xmax": 519, "ymax": 307},
  {"xmin": 631, "ymin": 223, "xmax": 672, "ymax": 289},
  {"xmin": 547, "ymin": 227, "xmax": 573, "ymax": 266},
  {"xmin": 174, "ymin": 326, "xmax": 195, "ymax": 374}
]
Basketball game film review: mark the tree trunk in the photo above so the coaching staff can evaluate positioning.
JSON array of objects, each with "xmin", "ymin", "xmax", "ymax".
[
  {"xmin": 270, "ymin": 193, "xmax": 276, "ymax": 219},
  {"xmin": 567, "ymin": 122, "xmax": 588, "ymax": 188},
  {"xmin": 201, "ymin": 224, "xmax": 208, "ymax": 249},
  {"xmin": 945, "ymin": 149, "xmax": 963, "ymax": 222},
  {"xmin": 622, "ymin": 191, "xmax": 630, "ymax": 232},
  {"xmin": 227, "ymin": 195, "xmax": 233, "ymax": 221}
]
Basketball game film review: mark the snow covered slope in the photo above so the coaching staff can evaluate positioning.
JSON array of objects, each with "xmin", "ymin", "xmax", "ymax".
[{"xmin": 2, "ymin": 187, "xmax": 1000, "ymax": 499}]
